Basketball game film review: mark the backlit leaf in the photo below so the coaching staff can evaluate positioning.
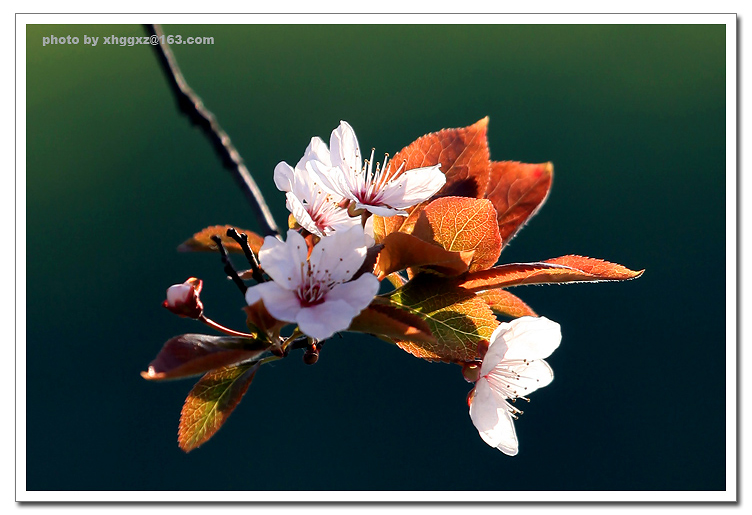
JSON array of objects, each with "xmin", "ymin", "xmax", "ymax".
[
  {"xmin": 371, "ymin": 117, "xmax": 494, "ymax": 242},
  {"xmin": 178, "ymin": 361, "xmax": 260, "ymax": 452},
  {"xmin": 349, "ymin": 303, "xmax": 436, "ymax": 345},
  {"xmin": 411, "ymin": 196, "xmax": 502, "ymax": 272},
  {"xmin": 371, "ymin": 202, "xmax": 427, "ymax": 244},
  {"xmin": 476, "ymin": 289, "xmax": 537, "ymax": 319},
  {"xmin": 385, "ymin": 274, "xmax": 498, "ymax": 362},
  {"xmin": 458, "ymin": 255, "xmax": 645, "ymax": 291},
  {"xmin": 178, "ymin": 225, "xmax": 264, "ymax": 254},
  {"xmin": 485, "ymin": 161, "xmax": 553, "ymax": 247},
  {"xmin": 391, "ymin": 117, "xmax": 491, "ymax": 199},
  {"xmin": 140, "ymin": 334, "xmax": 269, "ymax": 381},
  {"xmin": 376, "ymin": 232, "xmax": 473, "ymax": 279}
]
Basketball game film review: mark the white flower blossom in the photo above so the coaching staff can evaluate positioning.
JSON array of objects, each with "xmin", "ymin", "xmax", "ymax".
[
  {"xmin": 245, "ymin": 226, "xmax": 379, "ymax": 340},
  {"xmin": 312, "ymin": 121, "xmax": 447, "ymax": 217},
  {"xmin": 274, "ymin": 137, "xmax": 359, "ymax": 237},
  {"xmin": 468, "ymin": 316, "xmax": 561, "ymax": 456}
]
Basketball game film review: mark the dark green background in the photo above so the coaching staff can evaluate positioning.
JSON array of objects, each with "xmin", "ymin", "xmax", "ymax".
[{"xmin": 26, "ymin": 24, "xmax": 726, "ymax": 491}]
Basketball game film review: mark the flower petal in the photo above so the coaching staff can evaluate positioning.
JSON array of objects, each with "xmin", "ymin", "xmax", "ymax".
[
  {"xmin": 501, "ymin": 316, "xmax": 562, "ymax": 361},
  {"xmin": 273, "ymin": 161, "xmax": 295, "ymax": 192},
  {"xmin": 309, "ymin": 225, "xmax": 368, "ymax": 283},
  {"xmin": 322, "ymin": 205, "xmax": 361, "ymax": 235},
  {"xmin": 286, "ymin": 192, "xmax": 324, "ymax": 237},
  {"xmin": 480, "ymin": 322, "xmax": 511, "ymax": 377},
  {"xmin": 363, "ymin": 215, "xmax": 376, "ymax": 247},
  {"xmin": 329, "ymin": 120, "xmax": 361, "ymax": 175},
  {"xmin": 504, "ymin": 358, "xmax": 554, "ymax": 396},
  {"xmin": 245, "ymin": 281, "xmax": 301, "ymax": 324},
  {"xmin": 469, "ymin": 379, "xmax": 519, "ymax": 456},
  {"xmin": 300, "ymin": 136, "xmax": 332, "ymax": 169},
  {"xmin": 379, "ymin": 165, "xmax": 445, "ymax": 209},
  {"xmin": 295, "ymin": 299, "xmax": 359, "ymax": 340},
  {"xmin": 258, "ymin": 230, "xmax": 309, "ymax": 290},
  {"xmin": 355, "ymin": 202, "xmax": 408, "ymax": 217},
  {"xmin": 327, "ymin": 273, "xmax": 380, "ymax": 312}
]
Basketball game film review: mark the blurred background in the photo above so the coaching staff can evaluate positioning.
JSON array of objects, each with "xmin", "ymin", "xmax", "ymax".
[{"xmin": 25, "ymin": 23, "xmax": 726, "ymax": 491}]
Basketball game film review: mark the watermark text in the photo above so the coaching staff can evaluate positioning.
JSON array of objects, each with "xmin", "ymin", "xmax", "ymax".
[{"xmin": 42, "ymin": 34, "xmax": 215, "ymax": 47}]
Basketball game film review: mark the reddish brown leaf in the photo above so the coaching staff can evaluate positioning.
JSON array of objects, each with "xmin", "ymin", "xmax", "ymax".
[
  {"xmin": 349, "ymin": 304, "xmax": 436, "ymax": 344},
  {"xmin": 391, "ymin": 117, "xmax": 491, "ymax": 199},
  {"xmin": 410, "ymin": 196, "xmax": 502, "ymax": 272},
  {"xmin": 178, "ymin": 225, "xmax": 265, "ymax": 254},
  {"xmin": 485, "ymin": 161, "xmax": 553, "ymax": 247},
  {"xmin": 458, "ymin": 255, "xmax": 645, "ymax": 291},
  {"xmin": 243, "ymin": 301, "xmax": 286, "ymax": 338},
  {"xmin": 386, "ymin": 274, "xmax": 498, "ymax": 363},
  {"xmin": 178, "ymin": 362, "xmax": 260, "ymax": 452},
  {"xmin": 141, "ymin": 334, "xmax": 269, "ymax": 381},
  {"xmin": 476, "ymin": 289, "xmax": 537, "ymax": 318},
  {"xmin": 376, "ymin": 232, "xmax": 473, "ymax": 279}
]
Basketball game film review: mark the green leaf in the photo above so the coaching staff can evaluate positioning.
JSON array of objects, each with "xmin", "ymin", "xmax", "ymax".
[
  {"xmin": 384, "ymin": 274, "xmax": 498, "ymax": 362},
  {"xmin": 178, "ymin": 361, "xmax": 260, "ymax": 452}
]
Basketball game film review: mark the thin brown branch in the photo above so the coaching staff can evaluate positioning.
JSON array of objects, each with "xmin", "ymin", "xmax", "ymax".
[{"xmin": 144, "ymin": 24, "xmax": 280, "ymax": 237}]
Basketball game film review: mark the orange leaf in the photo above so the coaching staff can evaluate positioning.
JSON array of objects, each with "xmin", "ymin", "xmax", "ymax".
[
  {"xmin": 391, "ymin": 117, "xmax": 491, "ymax": 199},
  {"xmin": 141, "ymin": 334, "xmax": 269, "ymax": 381},
  {"xmin": 411, "ymin": 196, "xmax": 502, "ymax": 272},
  {"xmin": 178, "ymin": 362, "xmax": 260, "ymax": 452},
  {"xmin": 178, "ymin": 225, "xmax": 265, "ymax": 254},
  {"xmin": 458, "ymin": 255, "xmax": 645, "ymax": 291},
  {"xmin": 371, "ymin": 117, "xmax": 493, "ymax": 242},
  {"xmin": 476, "ymin": 289, "xmax": 537, "ymax": 318},
  {"xmin": 485, "ymin": 161, "xmax": 553, "ymax": 247},
  {"xmin": 376, "ymin": 232, "xmax": 473, "ymax": 279},
  {"xmin": 371, "ymin": 202, "xmax": 427, "ymax": 243},
  {"xmin": 349, "ymin": 304, "xmax": 436, "ymax": 344}
]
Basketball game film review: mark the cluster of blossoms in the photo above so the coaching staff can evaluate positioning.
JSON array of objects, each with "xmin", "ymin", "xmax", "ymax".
[
  {"xmin": 150, "ymin": 118, "xmax": 640, "ymax": 455},
  {"xmin": 258, "ymin": 121, "xmax": 446, "ymax": 339}
]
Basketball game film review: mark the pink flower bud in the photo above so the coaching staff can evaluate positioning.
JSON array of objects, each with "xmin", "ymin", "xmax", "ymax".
[{"xmin": 163, "ymin": 277, "xmax": 204, "ymax": 319}]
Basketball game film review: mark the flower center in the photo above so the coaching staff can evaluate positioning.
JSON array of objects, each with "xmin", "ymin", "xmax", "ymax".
[
  {"xmin": 296, "ymin": 260, "xmax": 335, "ymax": 308},
  {"xmin": 353, "ymin": 149, "xmax": 405, "ymax": 206},
  {"xmin": 483, "ymin": 358, "xmax": 538, "ymax": 419},
  {"xmin": 302, "ymin": 185, "xmax": 347, "ymax": 235}
]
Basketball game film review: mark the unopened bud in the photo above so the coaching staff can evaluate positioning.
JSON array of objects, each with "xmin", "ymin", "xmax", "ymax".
[
  {"xmin": 163, "ymin": 277, "xmax": 204, "ymax": 319},
  {"xmin": 303, "ymin": 344, "xmax": 319, "ymax": 365},
  {"xmin": 461, "ymin": 361, "xmax": 482, "ymax": 383}
]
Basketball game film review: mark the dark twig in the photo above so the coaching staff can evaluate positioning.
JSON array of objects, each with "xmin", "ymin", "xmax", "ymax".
[
  {"xmin": 144, "ymin": 24, "xmax": 280, "ymax": 237},
  {"xmin": 226, "ymin": 227, "xmax": 265, "ymax": 283},
  {"xmin": 210, "ymin": 235, "xmax": 248, "ymax": 294}
]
